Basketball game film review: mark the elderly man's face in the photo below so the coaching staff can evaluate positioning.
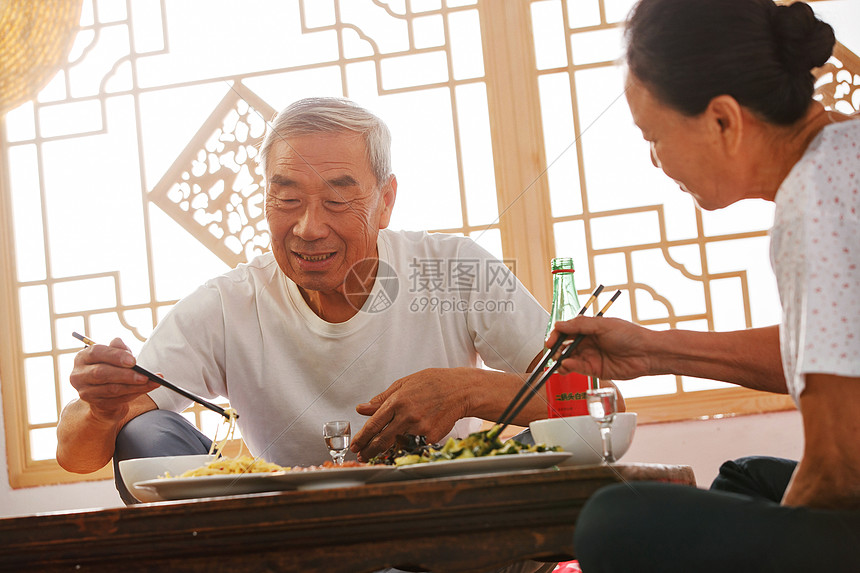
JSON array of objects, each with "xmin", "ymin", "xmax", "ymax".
[{"xmin": 265, "ymin": 132, "xmax": 395, "ymax": 297}]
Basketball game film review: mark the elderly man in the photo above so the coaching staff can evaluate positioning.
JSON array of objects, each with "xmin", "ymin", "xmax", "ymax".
[{"xmin": 56, "ymin": 98, "xmax": 552, "ymax": 501}]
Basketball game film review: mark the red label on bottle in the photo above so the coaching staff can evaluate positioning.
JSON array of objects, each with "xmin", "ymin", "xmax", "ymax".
[{"xmin": 546, "ymin": 371, "xmax": 591, "ymax": 418}]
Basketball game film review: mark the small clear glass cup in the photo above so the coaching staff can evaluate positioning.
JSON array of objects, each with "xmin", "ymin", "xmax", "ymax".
[
  {"xmin": 586, "ymin": 387, "xmax": 618, "ymax": 464},
  {"xmin": 323, "ymin": 420, "xmax": 351, "ymax": 466}
]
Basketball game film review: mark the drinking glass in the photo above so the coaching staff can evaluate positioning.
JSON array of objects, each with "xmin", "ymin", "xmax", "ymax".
[
  {"xmin": 323, "ymin": 420, "xmax": 351, "ymax": 465},
  {"xmin": 586, "ymin": 387, "xmax": 617, "ymax": 464}
]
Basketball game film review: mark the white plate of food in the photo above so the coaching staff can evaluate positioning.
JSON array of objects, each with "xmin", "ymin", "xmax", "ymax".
[
  {"xmin": 394, "ymin": 451, "xmax": 572, "ymax": 479},
  {"xmin": 119, "ymin": 454, "xmax": 217, "ymax": 503},
  {"xmin": 134, "ymin": 464, "xmax": 398, "ymax": 501}
]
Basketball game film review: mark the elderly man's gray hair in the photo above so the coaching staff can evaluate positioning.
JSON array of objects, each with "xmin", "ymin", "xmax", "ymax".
[{"xmin": 258, "ymin": 97, "xmax": 392, "ymax": 185}]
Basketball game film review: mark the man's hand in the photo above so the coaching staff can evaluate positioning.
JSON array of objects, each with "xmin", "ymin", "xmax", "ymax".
[
  {"xmin": 69, "ymin": 338, "xmax": 159, "ymax": 423},
  {"xmin": 350, "ymin": 368, "xmax": 473, "ymax": 461},
  {"xmin": 58, "ymin": 338, "xmax": 158, "ymax": 473},
  {"xmin": 69, "ymin": 338, "xmax": 158, "ymax": 422}
]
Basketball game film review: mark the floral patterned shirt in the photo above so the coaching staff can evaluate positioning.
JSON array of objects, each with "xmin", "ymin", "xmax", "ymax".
[{"xmin": 771, "ymin": 118, "xmax": 860, "ymax": 405}]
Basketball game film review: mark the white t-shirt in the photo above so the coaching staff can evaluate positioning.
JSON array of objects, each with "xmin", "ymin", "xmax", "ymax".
[
  {"xmin": 771, "ymin": 119, "xmax": 860, "ymax": 404},
  {"xmin": 140, "ymin": 230, "xmax": 549, "ymax": 465}
]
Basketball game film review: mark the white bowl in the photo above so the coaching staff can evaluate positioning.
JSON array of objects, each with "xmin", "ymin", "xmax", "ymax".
[
  {"xmin": 529, "ymin": 412, "xmax": 637, "ymax": 466},
  {"xmin": 119, "ymin": 454, "xmax": 215, "ymax": 503}
]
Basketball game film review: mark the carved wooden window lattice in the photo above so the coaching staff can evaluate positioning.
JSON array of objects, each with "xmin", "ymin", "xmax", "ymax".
[
  {"xmin": 815, "ymin": 43, "xmax": 860, "ymax": 113},
  {"xmin": 1, "ymin": 0, "xmax": 858, "ymax": 488},
  {"xmin": 149, "ymin": 87, "xmax": 274, "ymax": 269},
  {"xmin": 527, "ymin": 0, "xmax": 860, "ymax": 416}
]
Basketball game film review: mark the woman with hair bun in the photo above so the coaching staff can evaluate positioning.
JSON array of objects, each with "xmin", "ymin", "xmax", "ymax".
[{"xmin": 547, "ymin": 0, "xmax": 859, "ymax": 570}]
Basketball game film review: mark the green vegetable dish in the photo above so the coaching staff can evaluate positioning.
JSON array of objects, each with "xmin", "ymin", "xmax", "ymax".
[{"xmin": 372, "ymin": 430, "xmax": 560, "ymax": 467}]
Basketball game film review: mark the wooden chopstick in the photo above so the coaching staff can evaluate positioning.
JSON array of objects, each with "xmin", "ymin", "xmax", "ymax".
[
  {"xmin": 71, "ymin": 332, "xmax": 235, "ymax": 421},
  {"xmin": 488, "ymin": 285, "xmax": 604, "ymax": 439},
  {"xmin": 493, "ymin": 289, "xmax": 622, "ymax": 435}
]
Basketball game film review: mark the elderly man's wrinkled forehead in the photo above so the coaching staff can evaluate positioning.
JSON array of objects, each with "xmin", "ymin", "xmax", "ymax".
[
  {"xmin": 264, "ymin": 131, "xmax": 384, "ymax": 199},
  {"xmin": 264, "ymin": 130, "xmax": 379, "ymax": 185}
]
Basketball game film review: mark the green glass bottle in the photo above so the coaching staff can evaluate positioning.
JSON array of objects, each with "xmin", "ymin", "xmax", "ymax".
[{"xmin": 545, "ymin": 258, "xmax": 592, "ymax": 417}]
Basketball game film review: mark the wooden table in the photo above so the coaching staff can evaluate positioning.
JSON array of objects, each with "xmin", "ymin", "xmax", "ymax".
[{"xmin": 0, "ymin": 463, "xmax": 694, "ymax": 573}]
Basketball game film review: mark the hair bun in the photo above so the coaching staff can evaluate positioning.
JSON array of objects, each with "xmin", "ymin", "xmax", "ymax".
[{"xmin": 771, "ymin": 2, "xmax": 835, "ymax": 72}]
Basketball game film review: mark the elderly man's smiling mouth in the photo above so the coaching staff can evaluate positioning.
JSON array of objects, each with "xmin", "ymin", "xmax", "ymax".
[{"xmin": 293, "ymin": 251, "xmax": 336, "ymax": 263}]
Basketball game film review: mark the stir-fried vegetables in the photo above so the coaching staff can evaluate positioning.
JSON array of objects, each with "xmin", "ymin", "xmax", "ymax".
[{"xmin": 370, "ymin": 430, "xmax": 560, "ymax": 466}]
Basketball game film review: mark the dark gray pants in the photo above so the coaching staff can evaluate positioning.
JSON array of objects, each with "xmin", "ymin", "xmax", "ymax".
[
  {"xmin": 113, "ymin": 409, "xmax": 211, "ymax": 505},
  {"xmin": 574, "ymin": 456, "xmax": 860, "ymax": 572}
]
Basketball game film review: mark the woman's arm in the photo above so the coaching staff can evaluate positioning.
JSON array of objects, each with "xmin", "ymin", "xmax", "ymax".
[
  {"xmin": 782, "ymin": 373, "xmax": 860, "ymax": 510},
  {"xmin": 549, "ymin": 318, "xmax": 787, "ymax": 393}
]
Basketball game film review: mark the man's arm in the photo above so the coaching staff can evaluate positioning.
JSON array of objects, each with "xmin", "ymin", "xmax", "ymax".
[
  {"xmin": 56, "ymin": 338, "xmax": 158, "ymax": 473},
  {"xmin": 350, "ymin": 346, "xmax": 631, "ymax": 461},
  {"xmin": 350, "ymin": 366, "xmax": 549, "ymax": 460},
  {"xmin": 782, "ymin": 373, "xmax": 860, "ymax": 510},
  {"xmin": 56, "ymin": 394, "xmax": 156, "ymax": 473},
  {"xmin": 349, "ymin": 347, "xmax": 549, "ymax": 461},
  {"xmin": 549, "ymin": 318, "xmax": 786, "ymax": 393}
]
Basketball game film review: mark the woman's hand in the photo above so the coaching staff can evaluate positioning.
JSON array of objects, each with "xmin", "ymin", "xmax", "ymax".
[{"xmin": 547, "ymin": 316, "xmax": 657, "ymax": 381}]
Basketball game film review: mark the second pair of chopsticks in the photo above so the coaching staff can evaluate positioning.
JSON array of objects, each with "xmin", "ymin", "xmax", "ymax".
[
  {"xmin": 72, "ymin": 332, "xmax": 235, "ymax": 421},
  {"xmin": 490, "ymin": 287, "xmax": 622, "ymax": 438}
]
